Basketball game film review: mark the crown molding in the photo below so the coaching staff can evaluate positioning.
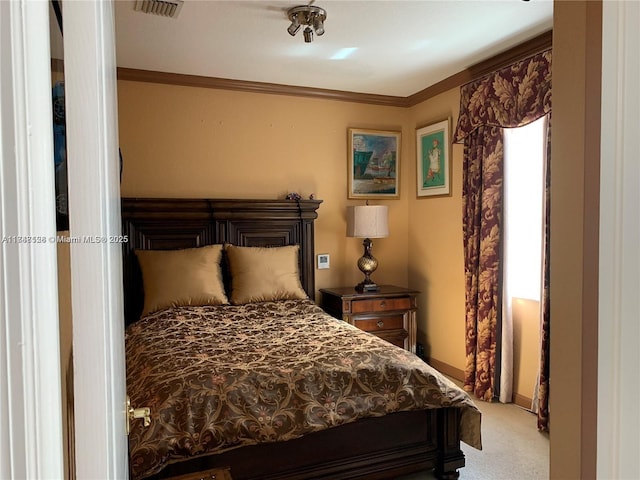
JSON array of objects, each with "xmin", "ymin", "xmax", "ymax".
[
  {"xmin": 115, "ymin": 68, "xmax": 407, "ymax": 107},
  {"xmin": 406, "ymin": 30, "xmax": 552, "ymax": 106},
  {"xmin": 467, "ymin": 30, "xmax": 552, "ymax": 80}
]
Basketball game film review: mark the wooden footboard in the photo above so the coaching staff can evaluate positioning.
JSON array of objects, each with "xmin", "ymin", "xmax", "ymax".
[{"xmin": 149, "ymin": 409, "xmax": 464, "ymax": 480}]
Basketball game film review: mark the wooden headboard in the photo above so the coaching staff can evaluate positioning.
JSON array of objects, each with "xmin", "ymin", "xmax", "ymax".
[{"xmin": 121, "ymin": 197, "xmax": 323, "ymax": 326}]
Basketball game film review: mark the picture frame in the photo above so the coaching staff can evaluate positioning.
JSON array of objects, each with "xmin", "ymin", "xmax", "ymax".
[
  {"xmin": 348, "ymin": 128, "xmax": 401, "ymax": 199},
  {"xmin": 416, "ymin": 118, "xmax": 451, "ymax": 198},
  {"xmin": 53, "ymin": 80, "xmax": 69, "ymax": 231}
]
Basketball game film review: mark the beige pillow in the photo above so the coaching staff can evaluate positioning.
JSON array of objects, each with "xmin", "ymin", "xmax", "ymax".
[
  {"xmin": 136, "ymin": 244, "xmax": 228, "ymax": 316},
  {"xmin": 226, "ymin": 245, "xmax": 307, "ymax": 304}
]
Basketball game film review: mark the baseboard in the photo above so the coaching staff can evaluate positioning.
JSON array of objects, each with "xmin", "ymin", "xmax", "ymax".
[
  {"xmin": 426, "ymin": 358, "xmax": 465, "ymax": 382},
  {"xmin": 427, "ymin": 357, "xmax": 534, "ymax": 409},
  {"xmin": 512, "ymin": 393, "xmax": 534, "ymax": 410}
]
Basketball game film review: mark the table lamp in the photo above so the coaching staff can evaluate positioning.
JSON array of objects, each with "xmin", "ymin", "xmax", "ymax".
[{"xmin": 346, "ymin": 204, "xmax": 389, "ymax": 292}]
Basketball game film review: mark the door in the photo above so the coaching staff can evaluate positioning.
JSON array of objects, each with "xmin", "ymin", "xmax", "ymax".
[
  {"xmin": 0, "ymin": 2, "xmax": 63, "ymax": 478},
  {"xmin": 64, "ymin": 2, "xmax": 129, "ymax": 478}
]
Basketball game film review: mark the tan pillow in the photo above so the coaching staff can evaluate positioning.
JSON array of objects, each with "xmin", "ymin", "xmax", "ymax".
[
  {"xmin": 136, "ymin": 244, "xmax": 228, "ymax": 316},
  {"xmin": 226, "ymin": 245, "xmax": 307, "ymax": 304}
]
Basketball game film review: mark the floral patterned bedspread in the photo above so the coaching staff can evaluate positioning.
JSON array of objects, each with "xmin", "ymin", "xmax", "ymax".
[{"xmin": 126, "ymin": 299, "xmax": 481, "ymax": 479}]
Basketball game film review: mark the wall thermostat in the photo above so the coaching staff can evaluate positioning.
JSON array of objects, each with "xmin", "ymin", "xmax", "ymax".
[{"xmin": 317, "ymin": 253, "xmax": 330, "ymax": 269}]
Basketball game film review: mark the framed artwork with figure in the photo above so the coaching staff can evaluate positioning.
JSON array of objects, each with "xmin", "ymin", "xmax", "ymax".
[
  {"xmin": 416, "ymin": 119, "xmax": 451, "ymax": 198},
  {"xmin": 348, "ymin": 128, "xmax": 401, "ymax": 199}
]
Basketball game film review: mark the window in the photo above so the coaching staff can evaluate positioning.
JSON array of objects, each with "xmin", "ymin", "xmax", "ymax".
[{"xmin": 503, "ymin": 116, "xmax": 547, "ymax": 301}]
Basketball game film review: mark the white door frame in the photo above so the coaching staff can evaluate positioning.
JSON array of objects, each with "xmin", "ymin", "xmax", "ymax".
[
  {"xmin": 64, "ymin": 1, "xmax": 128, "ymax": 479},
  {"xmin": 0, "ymin": 1, "xmax": 63, "ymax": 478},
  {"xmin": 597, "ymin": 1, "xmax": 640, "ymax": 478}
]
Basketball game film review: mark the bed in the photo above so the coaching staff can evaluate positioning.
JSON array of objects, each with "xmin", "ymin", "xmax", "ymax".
[{"xmin": 122, "ymin": 197, "xmax": 481, "ymax": 480}]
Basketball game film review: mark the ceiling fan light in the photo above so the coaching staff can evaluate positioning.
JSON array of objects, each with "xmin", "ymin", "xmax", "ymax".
[
  {"xmin": 286, "ymin": 5, "xmax": 326, "ymax": 42},
  {"xmin": 287, "ymin": 22, "xmax": 300, "ymax": 37},
  {"xmin": 314, "ymin": 18, "xmax": 325, "ymax": 36},
  {"xmin": 303, "ymin": 26, "xmax": 313, "ymax": 43},
  {"xmin": 288, "ymin": 18, "xmax": 301, "ymax": 36}
]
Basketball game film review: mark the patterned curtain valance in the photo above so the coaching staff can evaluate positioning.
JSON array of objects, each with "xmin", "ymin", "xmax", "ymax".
[{"xmin": 454, "ymin": 49, "xmax": 552, "ymax": 143}]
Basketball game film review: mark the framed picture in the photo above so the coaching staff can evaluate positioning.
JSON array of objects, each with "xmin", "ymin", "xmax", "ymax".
[
  {"xmin": 416, "ymin": 118, "xmax": 451, "ymax": 197},
  {"xmin": 348, "ymin": 128, "xmax": 401, "ymax": 199},
  {"xmin": 52, "ymin": 81, "xmax": 69, "ymax": 231}
]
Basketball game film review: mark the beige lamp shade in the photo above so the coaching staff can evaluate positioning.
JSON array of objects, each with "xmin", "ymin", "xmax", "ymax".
[{"xmin": 346, "ymin": 205, "xmax": 389, "ymax": 238}]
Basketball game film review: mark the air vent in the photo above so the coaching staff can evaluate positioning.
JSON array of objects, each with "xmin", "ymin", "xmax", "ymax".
[{"xmin": 134, "ymin": 0, "xmax": 184, "ymax": 19}]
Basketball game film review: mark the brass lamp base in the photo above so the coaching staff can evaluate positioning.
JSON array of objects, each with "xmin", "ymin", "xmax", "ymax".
[{"xmin": 355, "ymin": 238, "xmax": 380, "ymax": 292}]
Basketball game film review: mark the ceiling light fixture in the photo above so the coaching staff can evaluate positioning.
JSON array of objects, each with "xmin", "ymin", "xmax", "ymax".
[{"xmin": 287, "ymin": 5, "xmax": 326, "ymax": 43}]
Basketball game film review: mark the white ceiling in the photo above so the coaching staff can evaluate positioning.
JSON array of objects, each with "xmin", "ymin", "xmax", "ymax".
[{"xmin": 108, "ymin": 1, "xmax": 553, "ymax": 98}]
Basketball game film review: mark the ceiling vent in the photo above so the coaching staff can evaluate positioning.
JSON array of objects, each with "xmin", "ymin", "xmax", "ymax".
[{"xmin": 134, "ymin": 0, "xmax": 184, "ymax": 19}]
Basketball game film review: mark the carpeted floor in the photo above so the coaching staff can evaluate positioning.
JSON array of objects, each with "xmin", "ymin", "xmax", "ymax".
[{"xmin": 397, "ymin": 390, "xmax": 549, "ymax": 480}]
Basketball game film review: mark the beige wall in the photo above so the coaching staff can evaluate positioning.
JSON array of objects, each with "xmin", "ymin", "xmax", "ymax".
[
  {"xmin": 406, "ymin": 89, "xmax": 467, "ymax": 372},
  {"xmin": 118, "ymin": 79, "xmax": 541, "ymax": 403},
  {"xmin": 512, "ymin": 298, "xmax": 541, "ymax": 402},
  {"xmin": 56, "ymin": 240, "xmax": 72, "ymax": 480},
  {"xmin": 118, "ymin": 81, "xmax": 413, "ymax": 292}
]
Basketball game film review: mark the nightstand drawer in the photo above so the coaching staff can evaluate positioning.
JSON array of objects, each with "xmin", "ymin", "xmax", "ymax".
[
  {"xmin": 354, "ymin": 315, "xmax": 404, "ymax": 332},
  {"xmin": 351, "ymin": 297, "xmax": 411, "ymax": 313},
  {"xmin": 376, "ymin": 330, "xmax": 408, "ymax": 349},
  {"xmin": 319, "ymin": 286, "xmax": 419, "ymax": 353}
]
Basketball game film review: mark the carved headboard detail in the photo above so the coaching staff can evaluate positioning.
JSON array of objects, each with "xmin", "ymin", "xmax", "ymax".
[{"xmin": 121, "ymin": 197, "xmax": 322, "ymax": 326}]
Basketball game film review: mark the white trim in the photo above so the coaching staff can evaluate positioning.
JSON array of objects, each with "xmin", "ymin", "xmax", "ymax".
[
  {"xmin": 598, "ymin": 1, "xmax": 640, "ymax": 478},
  {"xmin": 64, "ymin": 2, "xmax": 128, "ymax": 478},
  {"xmin": 0, "ymin": 1, "xmax": 64, "ymax": 478}
]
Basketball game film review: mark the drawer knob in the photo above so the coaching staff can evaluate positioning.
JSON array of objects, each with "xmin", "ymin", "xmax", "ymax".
[
  {"xmin": 379, "ymin": 300, "xmax": 386, "ymax": 308},
  {"xmin": 377, "ymin": 320, "xmax": 385, "ymax": 328}
]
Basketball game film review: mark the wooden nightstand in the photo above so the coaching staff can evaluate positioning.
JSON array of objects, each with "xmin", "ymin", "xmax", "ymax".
[{"xmin": 320, "ymin": 285, "xmax": 419, "ymax": 353}]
